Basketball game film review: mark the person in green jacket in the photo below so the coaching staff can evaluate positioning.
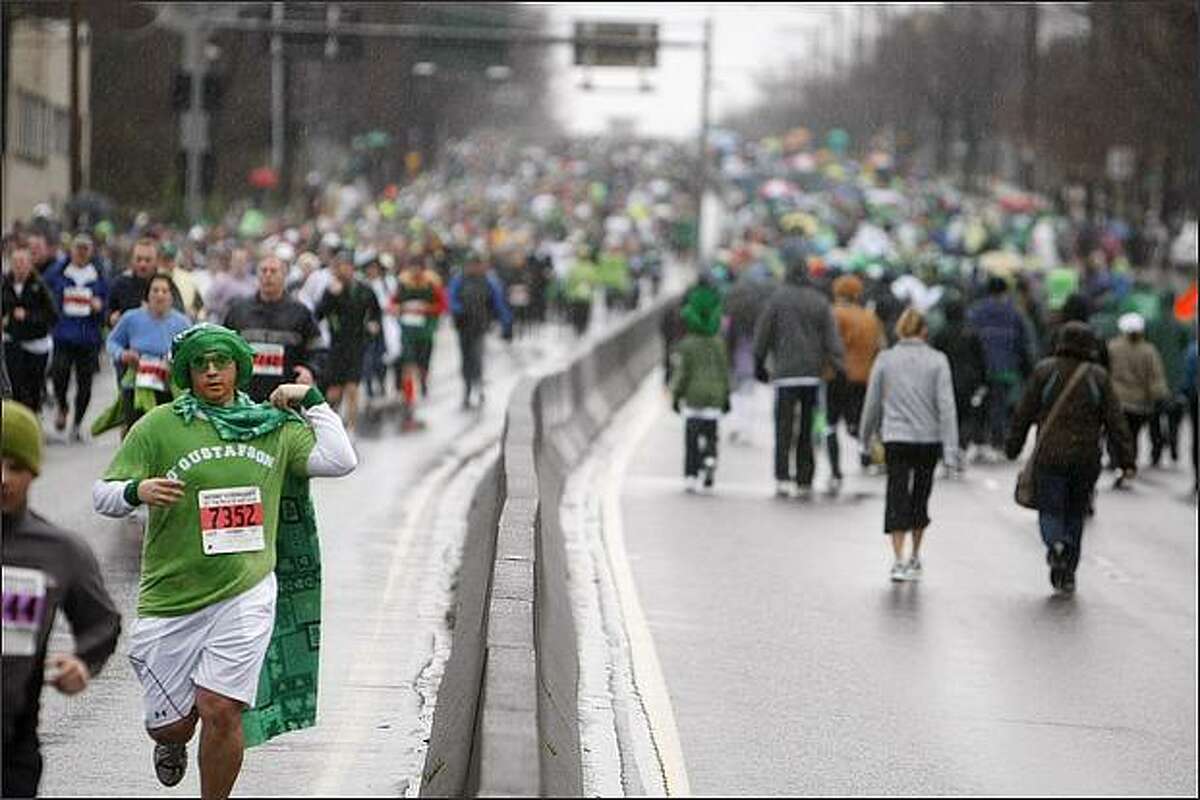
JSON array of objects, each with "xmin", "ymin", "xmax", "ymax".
[
  {"xmin": 670, "ymin": 279, "xmax": 731, "ymax": 493},
  {"xmin": 1145, "ymin": 290, "xmax": 1192, "ymax": 466}
]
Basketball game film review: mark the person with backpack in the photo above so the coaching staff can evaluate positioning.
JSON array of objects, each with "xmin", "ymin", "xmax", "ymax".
[
  {"xmin": 670, "ymin": 281, "xmax": 731, "ymax": 493},
  {"xmin": 447, "ymin": 250, "xmax": 512, "ymax": 409},
  {"xmin": 1006, "ymin": 321, "xmax": 1135, "ymax": 594}
]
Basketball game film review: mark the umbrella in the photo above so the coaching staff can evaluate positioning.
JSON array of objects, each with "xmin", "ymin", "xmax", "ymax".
[
  {"xmin": 1174, "ymin": 283, "xmax": 1197, "ymax": 322},
  {"xmin": 248, "ymin": 166, "xmax": 279, "ymax": 191}
]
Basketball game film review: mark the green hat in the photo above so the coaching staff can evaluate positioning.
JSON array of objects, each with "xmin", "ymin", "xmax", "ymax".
[
  {"xmin": 2, "ymin": 400, "xmax": 43, "ymax": 475},
  {"xmin": 681, "ymin": 283, "xmax": 723, "ymax": 336},
  {"xmin": 170, "ymin": 323, "xmax": 255, "ymax": 391}
]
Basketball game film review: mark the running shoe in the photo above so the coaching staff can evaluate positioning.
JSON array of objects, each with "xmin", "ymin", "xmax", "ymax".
[
  {"xmin": 154, "ymin": 742, "xmax": 187, "ymax": 787},
  {"xmin": 795, "ymin": 484, "xmax": 813, "ymax": 501},
  {"xmin": 775, "ymin": 481, "xmax": 793, "ymax": 499},
  {"xmin": 1059, "ymin": 571, "xmax": 1076, "ymax": 594},
  {"xmin": 827, "ymin": 476, "xmax": 843, "ymax": 496},
  {"xmin": 906, "ymin": 556, "xmax": 922, "ymax": 580},
  {"xmin": 889, "ymin": 561, "xmax": 909, "ymax": 582},
  {"xmin": 1047, "ymin": 541, "xmax": 1070, "ymax": 591}
]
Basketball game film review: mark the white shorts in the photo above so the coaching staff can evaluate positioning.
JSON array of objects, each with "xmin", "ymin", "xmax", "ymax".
[{"xmin": 127, "ymin": 573, "xmax": 277, "ymax": 730}]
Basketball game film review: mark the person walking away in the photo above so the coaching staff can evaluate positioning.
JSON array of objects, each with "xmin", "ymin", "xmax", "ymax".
[
  {"xmin": 968, "ymin": 276, "xmax": 1034, "ymax": 461},
  {"xmin": 1106, "ymin": 312, "xmax": 1170, "ymax": 467},
  {"xmin": 2, "ymin": 247, "xmax": 58, "ymax": 413},
  {"xmin": 1183, "ymin": 337, "xmax": 1198, "ymax": 495},
  {"xmin": 357, "ymin": 254, "xmax": 392, "ymax": 401},
  {"xmin": 860, "ymin": 309, "xmax": 959, "ymax": 582},
  {"xmin": 394, "ymin": 256, "xmax": 446, "ymax": 430},
  {"xmin": 828, "ymin": 274, "xmax": 886, "ymax": 492},
  {"xmin": 1006, "ymin": 321, "xmax": 1135, "ymax": 593},
  {"xmin": 104, "ymin": 274, "xmax": 191, "ymax": 432},
  {"xmin": 931, "ymin": 298, "xmax": 989, "ymax": 465},
  {"xmin": 753, "ymin": 259, "xmax": 845, "ymax": 499},
  {"xmin": 3, "ymin": 400, "xmax": 121, "ymax": 798},
  {"xmin": 91, "ymin": 324, "xmax": 356, "ymax": 799},
  {"xmin": 1145, "ymin": 291, "xmax": 1191, "ymax": 467},
  {"xmin": 722, "ymin": 268, "xmax": 774, "ymax": 444},
  {"xmin": 670, "ymin": 282, "xmax": 730, "ymax": 493},
  {"xmin": 223, "ymin": 255, "xmax": 326, "ymax": 403},
  {"xmin": 448, "ymin": 251, "xmax": 512, "ymax": 409},
  {"xmin": 43, "ymin": 236, "xmax": 109, "ymax": 441},
  {"xmin": 314, "ymin": 251, "xmax": 381, "ymax": 437}
]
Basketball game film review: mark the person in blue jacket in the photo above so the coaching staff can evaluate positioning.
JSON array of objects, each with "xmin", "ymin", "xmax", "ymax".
[
  {"xmin": 967, "ymin": 275, "xmax": 1034, "ymax": 460},
  {"xmin": 447, "ymin": 250, "xmax": 512, "ymax": 409},
  {"xmin": 105, "ymin": 274, "xmax": 191, "ymax": 432},
  {"xmin": 43, "ymin": 233, "xmax": 109, "ymax": 441}
]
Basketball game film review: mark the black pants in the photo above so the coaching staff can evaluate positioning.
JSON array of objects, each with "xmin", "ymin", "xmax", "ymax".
[
  {"xmin": 1149, "ymin": 398, "xmax": 1184, "ymax": 465},
  {"xmin": 1123, "ymin": 411, "xmax": 1151, "ymax": 466},
  {"xmin": 954, "ymin": 390, "xmax": 985, "ymax": 450},
  {"xmin": 774, "ymin": 385, "xmax": 820, "ymax": 486},
  {"xmin": 458, "ymin": 330, "xmax": 485, "ymax": 398},
  {"xmin": 684, "ymin": 417, "xmax": 719, "ymax": 477},
  {"xmin": 883, "ymin": 442, "xmax": 942, "ymax": 532},
  {"xmin": 825, "ymin": 377, "xmax": 865, "ymax": 480},
  {"xmin": 50, "ymin": 342, "xmax": 98, "ymax": 427},
  {"xmin": 3, "ymin": 718, "xmax": 42, "ymax": 797},
  {"xmin": 4, "ymin": 347, "xmax": 49, "ymax": 413}
]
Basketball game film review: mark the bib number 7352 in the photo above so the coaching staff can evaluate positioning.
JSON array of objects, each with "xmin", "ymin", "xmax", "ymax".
[{"xmin": 198, "ymin": 486, "xmax": 266, "ymax": 555}]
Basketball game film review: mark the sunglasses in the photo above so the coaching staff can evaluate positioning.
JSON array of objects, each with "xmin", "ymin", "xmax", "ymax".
[{"xmin": 188, "ymin": 352, "xmax": 234, "ymax": 372}]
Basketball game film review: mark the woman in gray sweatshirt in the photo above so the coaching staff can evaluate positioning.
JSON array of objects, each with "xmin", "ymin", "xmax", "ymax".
[{"xmin": 860, "ymin": 308, "xmax": 960, "ymax": 582}]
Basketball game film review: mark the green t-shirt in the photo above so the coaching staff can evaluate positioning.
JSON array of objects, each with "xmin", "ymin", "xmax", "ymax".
[{"xmin": 103, "ymin": 405, "xmax": 316, "ymax": 617}]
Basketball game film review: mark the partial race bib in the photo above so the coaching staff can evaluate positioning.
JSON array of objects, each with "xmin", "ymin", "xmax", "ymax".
[
  {"xmin": 199, "ymin": 486, "xmax": 266, "ymax": 555},
  {"xmin": 400, "ymin": 313, "xmax": 427, "ymax": 327},
  {"xmin": 135, "ymin": 356, "xmax": 170, "ymax": 392},
  {"xmin": 2, "ymin": 566, "xmax": 47, "ymax": 657},
  {"xmin": 251, "ymin": 342, "xmax": 285, "ymax": 377},
  {"xmin": 62, "ymin": 285, "xmax": 94, "ymax": 318}
]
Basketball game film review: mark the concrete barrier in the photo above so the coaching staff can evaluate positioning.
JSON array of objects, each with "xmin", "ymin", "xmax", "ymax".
[{"xmin": 420, "ymin": 292, "xmax": 681, "ymax": 797}]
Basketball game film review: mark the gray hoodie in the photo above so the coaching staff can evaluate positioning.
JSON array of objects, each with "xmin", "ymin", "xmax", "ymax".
[
  {"xmin": 860, "ymin": 338, "xmax": 960, "ymax": 467},
  {"xmin": 752, "ymin": 276, "xmax": 844, "ymax": 382}
]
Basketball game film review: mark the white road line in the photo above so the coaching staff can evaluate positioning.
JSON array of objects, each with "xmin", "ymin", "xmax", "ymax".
[{"xmin": 601, "ymin": 378, "xmax": 693, "ymax": 797}]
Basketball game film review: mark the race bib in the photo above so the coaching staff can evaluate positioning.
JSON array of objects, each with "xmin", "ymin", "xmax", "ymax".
[
  {"xmin": 63, "ymin": 285, "xmax": 93, "ymax": 317},
  {"xmin": 135, "ymin": 356, "xmax": 169, "ymax": 392},
  {"xmin": 400, "ymin": 313, "xmax": 427, "ymax": 327},
  {"xmin": 2, "ymin": 566, "xmax": 47, "ymax": 657},
  {"xmin": 251, "ymin": 342, "xmax": 285, "ymax": 377},
  {"xmin": 199, "ymin": 486, "xmax": 266, "ymax": 555}
]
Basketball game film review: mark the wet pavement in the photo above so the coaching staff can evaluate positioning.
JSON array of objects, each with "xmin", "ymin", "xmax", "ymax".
[{"xmin": 616, "ymin": 379, "xmax": 1197, "ymax": 795}]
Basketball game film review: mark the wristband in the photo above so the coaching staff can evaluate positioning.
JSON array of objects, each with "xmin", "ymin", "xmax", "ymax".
[
  {"xmin": 301, "ymin": 386, "xmax": 325, "ymax": 409},
  {"xmin": 124, "ymin": 480, "xmax": 143, "ymax": 507}
]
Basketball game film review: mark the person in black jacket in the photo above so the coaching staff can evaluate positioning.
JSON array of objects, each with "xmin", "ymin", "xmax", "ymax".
[
  {"xmin": 223, "ymin": 254, "xmax": 326, "ymax": 403},
  {"xmin": 3, "ymin": 400, "xmax": 121, "ymax": 797},
  {"xmin": 2, "ymin": 247, "xmax": 59, "ymax": 412},
  {"xmin": 931, "ymin": 298, "xmax": 988, "ymax": 462}
]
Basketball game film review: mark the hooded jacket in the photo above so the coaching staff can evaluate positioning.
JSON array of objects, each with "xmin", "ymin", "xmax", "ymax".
[
  {"xmin": 753, "ymin": 269, "xmax": 844, "ymax": 382},
  {"xmin": 1107, "ymin": 334, "xmax": 1170, "ymax": 414},
  {"xmin": 1006, "ymin": 322, "xmax": 1135, "ymax": 470}
]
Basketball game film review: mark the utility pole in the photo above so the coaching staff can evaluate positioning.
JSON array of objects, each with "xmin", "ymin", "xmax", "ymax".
[
  {"xmin": 270, "ymin": 2, "xmax": 286, "ymax": 179},
  {"xmin": 695, "ymin": 16, "xmax": 712, "ymax": 264},
  {"xmin": 181, "ymin": 16, "xmax": 210, "ymax": 222},
  {"xmin": 1021, "ymin": 3, "xmax": 1038, "ymax": 191},
  {"xmin": 68, "ymin": 0, "xmax": 82, "ymax": 203}
]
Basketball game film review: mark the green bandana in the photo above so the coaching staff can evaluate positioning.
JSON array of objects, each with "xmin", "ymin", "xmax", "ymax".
[
  {"xmin": 170, "ymin": 322, "xmax": 256, "ymax": 391},
  {"xmin": 172, "ymin": 390, "xmax": 301, "ymax": 442}
]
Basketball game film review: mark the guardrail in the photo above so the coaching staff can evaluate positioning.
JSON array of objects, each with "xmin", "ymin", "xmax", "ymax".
[{"xmin": 420, "ymin": 291, "xmax": 680, "ymax": 797}]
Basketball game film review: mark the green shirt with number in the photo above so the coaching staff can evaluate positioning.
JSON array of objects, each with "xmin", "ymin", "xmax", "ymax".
[{"xmin": 103, "ymin": 404, "xmax": 316, "ymax": 618}]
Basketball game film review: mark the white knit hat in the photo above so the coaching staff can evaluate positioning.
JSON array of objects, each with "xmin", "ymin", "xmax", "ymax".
[{"xmin": 1117, "ymin": 312, "xmax": 1145, "ymax": 334}]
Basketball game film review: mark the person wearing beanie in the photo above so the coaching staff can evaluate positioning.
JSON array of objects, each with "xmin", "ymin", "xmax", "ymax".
[
  {"xmin": 670, "ymin": 282, "xmax": 731, "ymax": 493},
  {"xmin": 827, "ymin": 274, "xmax": 886, "ymax": 492},
  {"xmin": 3, "ymin": 399, "xmax": 121, "ymax": 797},
  {"xmin": 1107, "ymin": 311, "xmax": 1170, "ymax": 466},
  {"xmin": 1007, "ymin": 322, "xmax": 1136, "ymax": 593},
  {"xmin": 753, "ymin": 258, "xmax": 845, "ymax": 499}
]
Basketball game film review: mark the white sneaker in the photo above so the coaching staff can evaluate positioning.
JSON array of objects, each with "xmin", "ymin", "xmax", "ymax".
[
  {"xmin": 827, "ymin": 477, "xmax": 843, "ymax": 496},
  {"xmin": 889, "ymin": 560, "xmax": 910, "ymax": 582},
  {"xmin": 795, "ymin": 485, "xmax": 813, "ymax": 501},
  {"xmin": 775, "ymin": 481, "xmax": 793, "ymax": 498},
  {"xmin": 684, "ymin": 476, "xmax": 700, "ymax": 494},
  {"xmin": 906, "ymin": 557, "xmax": 923, "ymax": 580}
]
